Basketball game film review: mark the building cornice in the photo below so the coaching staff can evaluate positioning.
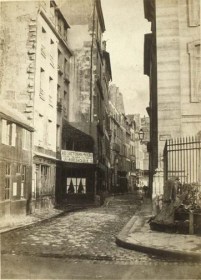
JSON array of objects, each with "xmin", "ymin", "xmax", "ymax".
[{"xmin": 0, "ymin": 103, "xmax": 34, "ymax": 132}]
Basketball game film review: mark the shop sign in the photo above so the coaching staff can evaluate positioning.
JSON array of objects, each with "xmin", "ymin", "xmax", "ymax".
[{"xmin": 61, "ymin": 150, "xmax": 93, "ymax": 164}]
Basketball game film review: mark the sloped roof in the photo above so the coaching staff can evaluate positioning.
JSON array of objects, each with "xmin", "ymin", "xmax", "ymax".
[{"xmin": 0, "ymin": 102, "xmax": 34, "ymax": 131}]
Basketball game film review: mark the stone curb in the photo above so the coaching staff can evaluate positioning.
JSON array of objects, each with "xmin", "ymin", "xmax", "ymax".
[
  {"xmin": 116, "ymin": 216, "xmax": 201, "ymax": 262},
  {"xmin": 0, "ymin": 206, "xmax": 88, "ymax": 234}
]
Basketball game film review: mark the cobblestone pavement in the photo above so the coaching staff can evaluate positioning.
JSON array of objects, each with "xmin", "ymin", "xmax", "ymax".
[{"xmin": 1, "ymin": 194, "xmax": 200, "ymax": 266}]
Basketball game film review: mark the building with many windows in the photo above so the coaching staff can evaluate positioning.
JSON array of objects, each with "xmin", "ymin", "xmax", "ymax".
[
  {"xmin": 109, "ymin": 84, "xmax": 136, "ymax": 193},
  {"xmin": 57, "ymin": 0, "xmax": 112, "ymax": 202},
  {"xmin": 0, "ymin": 102, "xmax": 34, "ymax": 217},
  {"xmin": 127, "ymin": 114, "xmax": 150, "ymax": 191},
  {"xmin": 0, "ymin": 0, "xmax": 71, "ymax": 209}
]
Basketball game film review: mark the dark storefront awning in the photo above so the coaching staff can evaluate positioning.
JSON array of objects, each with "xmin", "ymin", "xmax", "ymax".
[{"xmin": 62, "ymin": 121, "xmax": 94, "ymax": 153}]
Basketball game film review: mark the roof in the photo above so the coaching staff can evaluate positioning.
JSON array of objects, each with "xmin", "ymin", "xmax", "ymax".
[
  {"xmin": 0, "ymin": 102, "xmax": 34, "ymax": 132},
  {"xmin": 52, "ymin": 0, "xmax": 70, "ymax": 28},
  {"xmin": 55, "ymin": 6, "xmax": 70, "ymax": 29}
]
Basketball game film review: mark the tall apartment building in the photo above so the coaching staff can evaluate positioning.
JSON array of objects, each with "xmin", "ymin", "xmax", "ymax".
[
  {"xmin": 58, "ymin": 0, "xmax": 112, "ymax": 199},
  {"xmin": 109, "ymin": 84, "xmax": 133, "ymax": 193},
  {"xmin": 0, "ymin": 0, "xmax": 73, "ymax": 209},
  {"xmin": 144, "ymin": 0, "xmax": 201, "ymax": 192}
]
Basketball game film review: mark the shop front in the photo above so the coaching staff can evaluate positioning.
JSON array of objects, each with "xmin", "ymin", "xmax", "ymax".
[{"xmin": 56, "ymin": 159, "xmax": 96, "ymax": 204}]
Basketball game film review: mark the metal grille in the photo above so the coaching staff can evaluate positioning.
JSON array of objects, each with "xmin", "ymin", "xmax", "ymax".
[{"xmin": 163, "ymin": 137, "xmax": 201, "ymax": 185}]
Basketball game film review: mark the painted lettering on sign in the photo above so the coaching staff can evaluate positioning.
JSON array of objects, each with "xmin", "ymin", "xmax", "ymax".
[{"xmin": 61, "ymin": 150, "xmax": 93, "ymax": 164}]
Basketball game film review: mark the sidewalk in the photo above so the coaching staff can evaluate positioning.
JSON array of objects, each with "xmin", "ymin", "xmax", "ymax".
[
  {"xmin": 116, "ymin": 197, "xmax": 201, "ymax": 261},
  {"xmin": 0, "ymin": 204, "xmax": 92, "ymax": 234}
]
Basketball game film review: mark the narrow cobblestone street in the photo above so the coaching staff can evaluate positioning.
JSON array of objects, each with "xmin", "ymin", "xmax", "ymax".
[
  {"xmin": 1, "ymin": 194, "xmax": 201, "ymax": 279},
  {"xmin": 1, "ymin": 194, "xmax": 149, "ymax": 264}
]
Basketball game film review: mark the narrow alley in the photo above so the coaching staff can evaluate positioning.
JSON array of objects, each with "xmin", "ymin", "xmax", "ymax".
[{"xmin": 1, "ymin": 194, "xmax": 201, "ymax": 279}]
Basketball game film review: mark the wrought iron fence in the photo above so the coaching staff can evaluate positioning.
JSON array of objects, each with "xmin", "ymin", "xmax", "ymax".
[{"xmin": 163, "ymin": 137, "xmax": 201, "ymax": 185}]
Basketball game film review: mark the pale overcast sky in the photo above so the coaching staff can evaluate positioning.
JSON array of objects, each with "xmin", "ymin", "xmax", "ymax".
[{"xmin": 101, "ymin": 0, "xmax": 151, "ymax": 116}]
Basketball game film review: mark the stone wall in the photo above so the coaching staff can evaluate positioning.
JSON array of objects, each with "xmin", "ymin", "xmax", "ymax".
[{"xmin": 156, "ymin": 0, "xmax": 201, "ymax": 163}]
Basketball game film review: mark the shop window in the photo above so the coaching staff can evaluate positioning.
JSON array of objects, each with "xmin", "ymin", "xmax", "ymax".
[
  {"xmin": 188, "ymin": 40, "xmax": 201, "ymax": 102},
  {"xmin": 5, "ymin": 163, "xmax": 11, "ymax": 200},
  {"xmin": 1, "ymin": 119, "xmax": 16, "ymax": 146},
  {"xmin": 66, "ymin": 178, "xmax": 86, "ymax": 194}
]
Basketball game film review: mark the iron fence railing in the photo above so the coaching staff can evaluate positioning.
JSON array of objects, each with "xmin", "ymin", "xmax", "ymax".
[{"xmin": 163, "ymin": 137, "xmax": 201, "ymax": 185}]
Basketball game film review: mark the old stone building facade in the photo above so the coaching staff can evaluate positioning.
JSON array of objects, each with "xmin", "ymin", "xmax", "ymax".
[
  {"xmin": 144, "ymin": 0, "xmax": 201, "ymax": 195},
  {"xmin": 0, "ymin": 0, "xmax": 69, "ymax": 209},
  {"xmin": 109, "ymin": 84, "xmax": 139, "ymax": 193},
  {"xmin": 59, "ymin": 0, "xmax": 112, "ymax": 199},
  {"xmin": 0, "ymin": 0, "xmax": 143, "ymax": 217}
]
